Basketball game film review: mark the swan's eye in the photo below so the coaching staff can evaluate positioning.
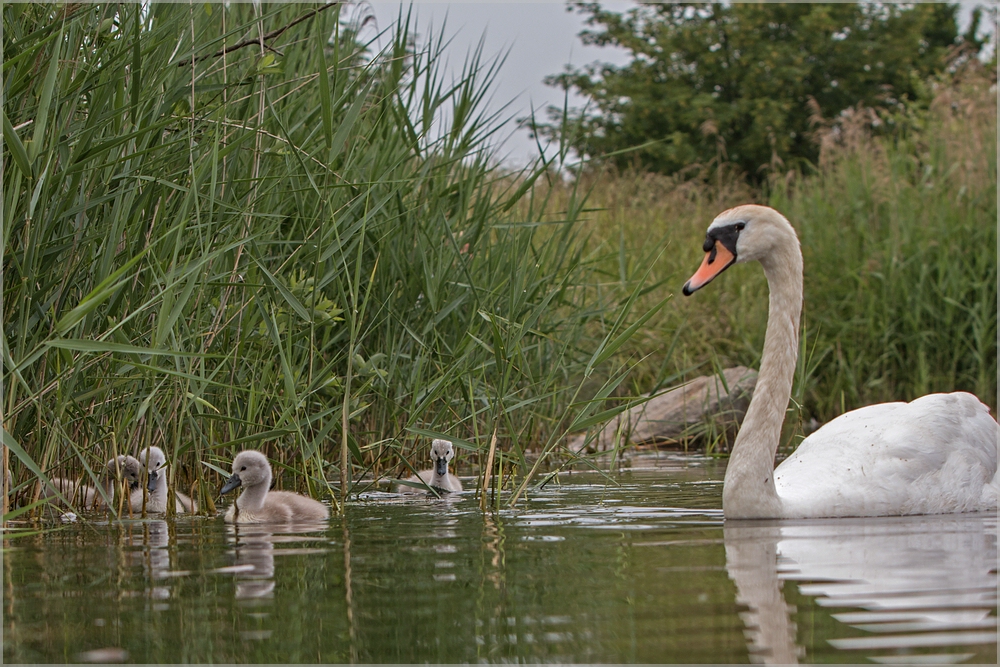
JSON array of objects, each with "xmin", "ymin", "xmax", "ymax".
[
  {"xmin": 240, "ymin": 466, "xmax": 246, "ymax": 471},
  {"xmin": 734, "ymin": 222, "xmax": 746, "ymax": 231}
]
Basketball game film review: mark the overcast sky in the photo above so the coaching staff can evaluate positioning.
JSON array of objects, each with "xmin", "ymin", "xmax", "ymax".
[{"xmin": 360, "ymin": 1, "xmax": 996, "ymax": 168}]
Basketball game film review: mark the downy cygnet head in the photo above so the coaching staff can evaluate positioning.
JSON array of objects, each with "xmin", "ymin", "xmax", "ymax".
[
  {"xmin": 107, "ymin": 455, "xmax": 143, "ymax": 491},
  {"xmin": 430, "ymin": 439, "xmax": 455, "ymax": 476},
  {"xmin": 139, "ymin": 446, "xmax": 168, "ymax": 492},
  {"xmin": 221, "ymin": 450, "xmax": 272, "ymax": 495}
]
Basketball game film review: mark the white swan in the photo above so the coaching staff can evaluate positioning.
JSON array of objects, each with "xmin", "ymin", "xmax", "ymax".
[
  {"xmin": 400, "ymin": 439, "xmax": 463, "ymax": 494},
  {"xmin": 138, "ymin": 446, "xmax": 197, "ymax": 513},
  {"xmin": 683, "ymin": 204, "xmax": 998, "ymax": 519},
  {"xmin": 220, "ymin": 450, "xmax": 329, "ymax": 523}
]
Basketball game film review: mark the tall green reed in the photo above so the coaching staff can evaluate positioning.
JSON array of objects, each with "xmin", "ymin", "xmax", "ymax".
[{"xmin": 2, "ymin": 3, "xmax": 658, "ymax": 517}]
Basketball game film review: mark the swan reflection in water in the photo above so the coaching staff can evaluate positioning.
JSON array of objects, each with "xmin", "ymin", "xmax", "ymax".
[
  {"xmin": 122, "ymin": 519, "xmax": 172, "ymax": 603},
  {"xmin": 229, "ymin": 525, "xmax": 276, "ymax": 601},
  {"xmin": 725, "ymin": 513, "xmax": 997, "ymax": 664},
  {"xmin": 224, "ymin": 522, "xmax": 328, "ymax": 602}
]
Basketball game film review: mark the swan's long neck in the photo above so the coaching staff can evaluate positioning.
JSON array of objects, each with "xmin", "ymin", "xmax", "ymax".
[
  {"xmin": 238, "ymin": 474, "xmax": 270, "ymax": 512},
  {"xmin": 723, "ymin": 243, "xmax": 802, "ymax": 519},
  {"xmin": 151, "ymin": 475, "xmax": 168, "ymax": 506}
]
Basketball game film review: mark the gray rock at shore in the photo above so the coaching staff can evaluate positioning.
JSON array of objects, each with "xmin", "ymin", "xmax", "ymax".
[{"xmin": 568, "ymin": 366, "xmax": 758, "ymax": 453}]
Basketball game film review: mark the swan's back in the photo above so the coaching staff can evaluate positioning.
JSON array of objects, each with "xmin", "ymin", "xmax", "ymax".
[
  {"xmin": 402, "ymin": 470, "xmax": 463, "ymax": 493},
  {"xmin": 224, "ymin": 490, "xmax": 328, "ymax": 523},
  {"xmin": 45, "ymin": 480, "xmax": 138, "ymax": 511},
  {"xmin": 42, "ymin": 478, "xmax": 97, "ymax": 507},
  {"xmin": 142, "ymin": 491, "xmax": 197, "ymax": 514},
  {"xmin": 175, "ymin": 491, "xmax": 197, "ymax": 513},
  {"xmin": 775, "ymin": 392, "xmax": 998, "ymax": 517},
  {"xmin": 43, "ymin": 455, "xmax": 144, "ymax": 511},
  {"xmin": 266, "ymin": 490, "xmax": 329, "ymax": 521}
]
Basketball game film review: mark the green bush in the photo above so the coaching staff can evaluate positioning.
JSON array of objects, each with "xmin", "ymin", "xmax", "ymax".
[{"xmin": 537, "ymin": 2, "xmax": 986, "ymax": 181}]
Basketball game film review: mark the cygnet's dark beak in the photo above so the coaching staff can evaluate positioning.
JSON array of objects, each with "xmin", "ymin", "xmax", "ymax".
[
  {"xmin": 220, "ymin": 474, "xmax": 242, "ymax": 495},
  {"xmin": 435, "ymin": 457, "xmax": 448, "ymax": 476},
  {"xmin": 147, "ymin": 470, "xmax": 159, "ymax": 492}
]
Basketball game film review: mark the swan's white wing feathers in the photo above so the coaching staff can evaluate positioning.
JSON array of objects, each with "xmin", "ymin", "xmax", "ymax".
[{"xmin": 774, "ymin": 392, "xmax": 997, "ymax": 517}]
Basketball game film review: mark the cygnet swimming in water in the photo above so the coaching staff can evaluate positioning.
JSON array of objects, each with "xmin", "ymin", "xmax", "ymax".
[
  {"xmin": 42, "ymin": 475, "xmax": 95, "ymax": 507},
  {"xmin": 42, "ymin": 455, "xmax": 145, "ymax": 510},
  {"xmin": 138, "ymin": 446, "xmax": 197, "ymax": 513},
  {"xmin": 105, "ymin": 454, "xmax": 147, "ymax": 511},
  {"xmin": 220, "ymin": 450, "xmax": 329, "ymax": 524},
  {"xmin": 400, "ymin": 439, "xmax": 463, "ymax": 494}
]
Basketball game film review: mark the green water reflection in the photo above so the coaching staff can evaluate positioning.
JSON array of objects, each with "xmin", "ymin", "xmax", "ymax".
[{"xmin": 3, "ymin": 455, "xmax": 996, "ymax": 663}]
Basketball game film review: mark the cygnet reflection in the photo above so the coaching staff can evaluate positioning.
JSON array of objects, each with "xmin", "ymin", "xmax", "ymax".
[
  {"xmin": 228, "ymin": 524, "xmax": 277, "ymax": 601},
  {"xmin": 127, "ymin": 519, "xmax": 171, "ymax": 601},
  {"xmin": 145, "ymin": 519, "xmax": 171, "ymax": 600},
  {"xmin": 724, "ymin": 514, "xmax": 998, "ymax": 664},
  {"xmin": 225, "ymin": 522, "xmax": 328, "ymax": 601}
]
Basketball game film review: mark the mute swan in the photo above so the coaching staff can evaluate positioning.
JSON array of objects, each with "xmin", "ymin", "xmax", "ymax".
[
  {"xmin": 683, "ymin": 204, "xmax": 998, "ymax": 519},
  {"xmin": 220, "ymin": 450, "xmax": 328, "ymax": 523},
  {"xmin": 138, "ymin": 446, "xmax": 197, "ymax": 513},
  {"xmin": 400, "ymin": 439, "xmax": 463, "ymax": 493}
]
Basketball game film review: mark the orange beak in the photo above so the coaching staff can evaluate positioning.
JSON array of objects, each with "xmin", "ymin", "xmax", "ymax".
[{"xmin": 682, "ymin": 241, "xmax": 736, "ymax": 295}]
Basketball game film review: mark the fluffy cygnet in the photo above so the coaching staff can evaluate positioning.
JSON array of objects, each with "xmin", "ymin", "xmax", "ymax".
[
  {"xmin": 41, "ymin": 476, "xmax": 95, "ymax": 507},
  {"xmin": 42, "ymin": 455, "xmax": 145, "ymax": 510},
  {"xmin": 105, "ymin": 454, "xmax": 146, "ymax": 511},
  {"xmin": 138, "ymin": 446, "xmax": 197, "ymax": 513},
  {"xmin": 220, "ymin": 450, "xmax": 329, "ymax": 524},
  {"xmin": 401, "ymin": 439, "xmax": 463, "ymax": 494}
]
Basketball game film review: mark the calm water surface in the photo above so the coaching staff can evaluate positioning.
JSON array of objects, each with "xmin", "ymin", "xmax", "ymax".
[{"xmin": 3, "ymin": 454, "xmax": 996, "ymax": 663}]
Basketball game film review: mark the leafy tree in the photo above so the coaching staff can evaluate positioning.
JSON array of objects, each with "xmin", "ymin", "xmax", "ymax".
[{"xmin": 536, "ymin": 2, "xmax": 985, "ymax": 179}]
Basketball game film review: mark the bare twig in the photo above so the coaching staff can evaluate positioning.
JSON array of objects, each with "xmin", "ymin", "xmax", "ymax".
[
  {"xmin": 176, "ymin": 2, "xmax": 341, "ymax": 67},
  {"xmin": 185, "ymin": 116, "xmax": 346, "ymax": 183},
  {"xmin": 479, "ymin": 427, "xmax": 498, "ymax": 511}
]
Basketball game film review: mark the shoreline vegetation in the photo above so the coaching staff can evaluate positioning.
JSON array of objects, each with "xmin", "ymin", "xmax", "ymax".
[
  {"xmin": 3, "ymin": 3, "xmax": 995, "ymax": 519},
  {"xmin": 537, "ymin": 63, "xmax": 997, "ymax": 455}
]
